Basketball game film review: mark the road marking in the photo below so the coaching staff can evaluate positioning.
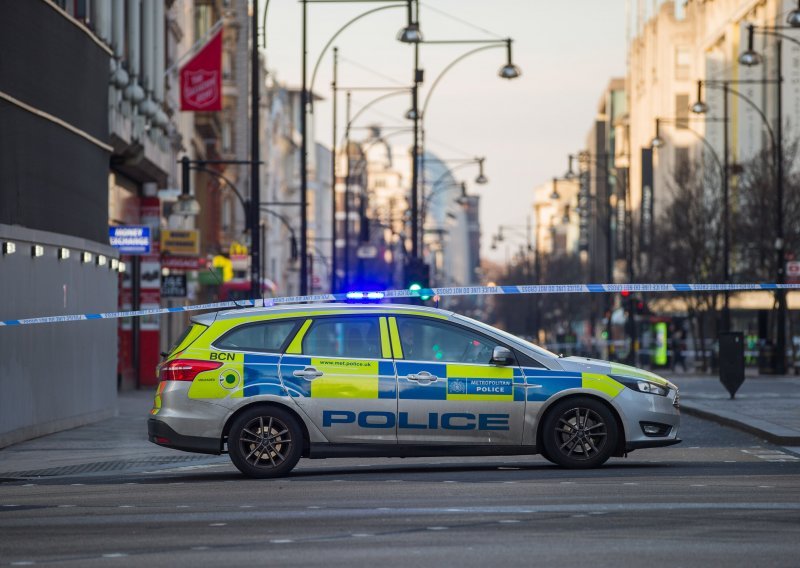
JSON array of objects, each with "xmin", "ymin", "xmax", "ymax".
[
  {"xmin": 427, "ymin": 526, "xmax": 448, "ymax": 531},
  {"xmin": 351, "ymin": 533, "xmax": 371, "ymax": 537},
  {"xmin": 102, "ymin": 553, "xmax": 128, "ymax": 558},
  {"xmin": 741, "ymin": 449, "xmax": 799, "ymax": 462},
  {"xmin": 499, "ymin": 519, "xmax": 520, "ymax": 523},
  {"xmin": 270, "ymin": 539, "xmax": 294, "ymax": 544},
  {"xmin": 209, "ymin": 523, "xmax": 226, "ymax": 527}
]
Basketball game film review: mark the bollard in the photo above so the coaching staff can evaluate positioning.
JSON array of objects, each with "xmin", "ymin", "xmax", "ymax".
[{"xmin": 719, "ymin": 331, "xmax": 745, "ymax": 399}]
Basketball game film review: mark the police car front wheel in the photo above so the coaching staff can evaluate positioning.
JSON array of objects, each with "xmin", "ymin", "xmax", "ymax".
[
  {"xmin": 541, "ymin": 397, "xmax": 618, "ymax": 469},
  {"xmin": 228, "ymin": 406, "xmax": 303, "ymax": 478}
]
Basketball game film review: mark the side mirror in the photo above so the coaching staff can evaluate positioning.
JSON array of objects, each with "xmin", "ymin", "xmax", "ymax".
[{"xmin": 491, "ymin": 346, "xmax": 513, "ymax": 366}]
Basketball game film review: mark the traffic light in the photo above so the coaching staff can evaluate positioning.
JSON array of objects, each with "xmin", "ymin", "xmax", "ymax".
[{"xmin": 405, "ymin": 258, "xmax": 431, "ymax": 301}]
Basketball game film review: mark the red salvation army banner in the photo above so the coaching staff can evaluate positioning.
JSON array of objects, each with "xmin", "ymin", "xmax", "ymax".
[{"xmin": 180, "ymin": 29, "xmax": 223, "ymax": 111}]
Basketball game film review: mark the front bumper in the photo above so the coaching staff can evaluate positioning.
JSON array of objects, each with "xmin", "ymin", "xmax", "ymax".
[
  {"xmin": 615, "ymin": 387, "xmax": 681, "ymax": 452},
  {"xmin": 148, "ymin": 418, "xmax": 222, "ymax": 455}
]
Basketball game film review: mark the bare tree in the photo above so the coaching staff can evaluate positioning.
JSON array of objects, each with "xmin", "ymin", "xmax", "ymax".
[{"xmin": 650, "ymin": 159, "xmax": 725, "ymax": 370}]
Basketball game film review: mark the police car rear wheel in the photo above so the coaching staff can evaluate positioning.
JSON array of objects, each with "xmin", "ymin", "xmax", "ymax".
[
  {"xmin": 542, "ymin": 397, "xmax": 617, "ymax": 469},
  {"xmin": 228, "ymin": 407, "xmax": 302, "ymax": 478}
]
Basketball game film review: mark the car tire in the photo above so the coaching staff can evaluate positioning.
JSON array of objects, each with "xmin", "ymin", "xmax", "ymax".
[
  {"xmin": 541, "ymin": 397, "xmax": 618, "ymax": 469},
  {"xmin": 228, "ymin": 406, "xmax": 303, "ymax": 478}
]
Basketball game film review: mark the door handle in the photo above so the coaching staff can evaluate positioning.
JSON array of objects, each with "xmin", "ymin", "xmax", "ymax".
[
  {"xmin": 293, "ymin": 366, "xmax": 324, "ymax": 379},
  {"xmin": 407, "ymin": 371, "xmax": 438, "ymax": 383}
]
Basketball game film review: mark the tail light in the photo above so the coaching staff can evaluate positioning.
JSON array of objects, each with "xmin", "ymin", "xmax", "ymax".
[{"xmin": 159, "ymin": 359, "xmax": 222, "ymax": 382}]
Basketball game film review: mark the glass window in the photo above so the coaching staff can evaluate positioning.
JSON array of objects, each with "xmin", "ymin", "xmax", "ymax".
[
  {"xmin": 215, "ymin": 320, "xmax": 298, "ymax": 352},
  {"xmin": 675, "ymin": 94, "xmax": 690, "ymax": 129},
  {"xmin": 396, "ymin": 317, "xmax": 500, "ymax": 364},
  {"xmin": 675, "ymin": 46, "xmax": 691, "ymax": 81},
  {"xmin": 303, "ymin": 317, "xmax": 381, "ymax": 359}
]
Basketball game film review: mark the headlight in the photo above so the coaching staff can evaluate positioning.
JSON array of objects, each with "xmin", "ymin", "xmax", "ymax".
[{"xmin": 610, "ymin": 374, "xmax": 670, "ymax": 397}]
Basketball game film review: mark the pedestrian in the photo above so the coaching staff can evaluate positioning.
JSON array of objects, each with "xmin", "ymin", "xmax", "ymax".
[{"xmin": 671, "ymin": 330, "xmax": 687, "ymax": 372}]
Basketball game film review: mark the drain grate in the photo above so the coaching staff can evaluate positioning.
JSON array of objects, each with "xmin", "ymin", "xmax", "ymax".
[{"xmin": 0, "ymin": 454, "xmax": 222, "ymax": 479}]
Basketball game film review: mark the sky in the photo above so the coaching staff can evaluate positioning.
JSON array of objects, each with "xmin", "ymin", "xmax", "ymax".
[{"xmin": 260, "ymin": 0, "xmax": 628, "ymax": 262}]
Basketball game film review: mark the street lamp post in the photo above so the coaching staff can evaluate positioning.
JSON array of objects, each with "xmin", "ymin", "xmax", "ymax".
[
  {"xmin": 565, "ymin": 151, "xmax": 627, "ymax": 356},
  {"xmin": 415, "ymin": 38, "xmax": 520, "ymax": 262},
  {"xmin": 178, "ymin": 156, "xmax": 262, "ymax": 285},
  {"xmin": 250, "ymin": 0, "xmax": 261, "ymax": 299},
  {"xmin": 300, "ymin": 0, "xmax": 417, "ymax": 296},
  {"xmin": 692, "ymin": 76, "xmax": 781, "ymax": 335},
  {"xmin": 421, "ymin": 157, "xmax": 487, "ymax": 223},
  {"xmin": 737, "ymin": 20, "xmax": 800, "ymax": 374},
  {"xmin": 330, "ymin": 47, "xmax": 338, "ymax": 293},
  {"xmin": 337, "ymin": 87, "xmax": 411, "ymax": 290},
  {"xmin": 492, "ymin": 220, "xmax": 534, "ymax": 336}
]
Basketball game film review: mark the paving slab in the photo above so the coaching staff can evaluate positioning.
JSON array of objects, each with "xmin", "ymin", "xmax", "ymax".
[{"xmin": 661, "ymin": 372, "xmax": 800, "ymax": 445}]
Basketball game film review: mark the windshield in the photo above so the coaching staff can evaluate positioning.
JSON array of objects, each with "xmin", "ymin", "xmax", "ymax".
[{"xmin": 452, "ymin": 313, "xmax": 559, "ymax": 360}]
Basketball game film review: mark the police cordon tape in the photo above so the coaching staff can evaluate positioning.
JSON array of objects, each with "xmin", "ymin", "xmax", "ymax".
[{"xmin": 2, "ymin": 282, "xmax": 799, "ymax": 328}]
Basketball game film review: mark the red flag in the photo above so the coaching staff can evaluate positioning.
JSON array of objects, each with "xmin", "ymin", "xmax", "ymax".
[{"xmin": 180, "ymin": 29, "xmax": 223, "ymax": 111}]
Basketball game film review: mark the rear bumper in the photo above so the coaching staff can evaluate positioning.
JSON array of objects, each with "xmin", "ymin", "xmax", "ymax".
[{"xmin": 148, "ymin": 418, "xmax": 222, "ymax": 455}]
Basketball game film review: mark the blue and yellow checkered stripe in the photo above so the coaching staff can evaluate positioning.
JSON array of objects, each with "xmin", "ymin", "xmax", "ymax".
[
  {"xmin": 280, "ymin": 355, "xmax": 397, "ymax": 399},
  {"xmin": 395, "ymin": 362, "xmax": 523, "ymax": 402}
]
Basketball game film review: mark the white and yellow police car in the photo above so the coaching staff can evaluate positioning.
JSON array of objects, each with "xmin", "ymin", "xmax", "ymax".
[{"xmin": 148, "ymin": 304, "xmax": 680, "ymax": 477}]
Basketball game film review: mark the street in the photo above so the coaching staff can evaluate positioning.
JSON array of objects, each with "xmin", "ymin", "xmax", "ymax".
[{"xmin": 2, "ymin": 414, "xmax": 799, "ymax": 567}]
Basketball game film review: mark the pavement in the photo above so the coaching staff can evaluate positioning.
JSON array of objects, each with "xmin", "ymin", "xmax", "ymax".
[
  {"xmin": 661, "ymin": 369, "xmax": 800, "ymax": 448},
  {"xmin": 1, "ymin": 370, "xmax": 799, "ymax": 478}
]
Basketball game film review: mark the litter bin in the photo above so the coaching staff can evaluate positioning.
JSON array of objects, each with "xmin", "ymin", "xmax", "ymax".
[{"xmin": 719, "ymin": 332, "xmax": 745, "ymax": 398}]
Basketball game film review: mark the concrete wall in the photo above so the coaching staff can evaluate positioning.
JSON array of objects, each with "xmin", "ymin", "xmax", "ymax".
[{"xmin": 0, "ymin": 224, "xmax": 119, "ymax": 448}]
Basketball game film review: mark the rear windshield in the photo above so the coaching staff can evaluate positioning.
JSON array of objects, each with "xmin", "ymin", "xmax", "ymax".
[
  {"xmin": 214, "ymin": 320, "xmax": 299, "ymax": 353},
  {"xmin": 168, "ymin": 323, "xmax": 208, "ymax": 355}
]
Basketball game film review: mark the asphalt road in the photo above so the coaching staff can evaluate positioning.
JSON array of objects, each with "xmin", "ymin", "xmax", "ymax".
[{"xmin": 2, "ymin": 414, "xmax": 799, "ymax": 568}]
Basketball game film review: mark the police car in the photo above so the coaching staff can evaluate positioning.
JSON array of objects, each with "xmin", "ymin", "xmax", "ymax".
[{"xmin": 148, "ymin": 304, "xmax": 680, "ymax": 478}]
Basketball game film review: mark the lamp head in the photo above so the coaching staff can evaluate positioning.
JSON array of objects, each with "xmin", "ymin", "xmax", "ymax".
[
  {"xmin": 691, "ymin": 100, "xmax": 708, "ymax": 114},
  {"xmin": 738, "ymin": 49, "xmax": 763, "ymax": 67},
  {"xmin": 564, "ymin": 155, "xmax": 577, "ymax": 180},
  {"xmin": 174, "ymin": 194, "xmax": 201, "ymax": 216},
  {"xmin": 397, "ymin": 22, "xmax": 423, "ymax": 44},
  {"xmin": 475, "ymin": 158, "xmax": 488, "ymax": 184},
  {"xmin": 405, "ymin": 107, "xmax": 418, "ymax": 120},
  {"xmin": 651, "ymin": 135, "xmax": 665, "ymax": 149},
  {"xmin": 499, "ymin": 63, "xmax": 521, "ymax": 80},
  {"xmin": 550, "ymin": 178, "xmax": 560, "ymax": 200},
  {"xmin": 739, "ymin": 24, "xmax": 762, "ymax": 67},
  {"xmin": 788, "ymin": 6, "xmax": 800, "ymax": 28},
  {"xmin": 499, "ymin": 39, "xmax": 521, "ymax": 79}
]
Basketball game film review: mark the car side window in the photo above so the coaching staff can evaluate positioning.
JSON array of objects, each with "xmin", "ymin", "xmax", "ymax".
[
  {"xmin": 302, "ymin": 316, "xmax": 381, "ymax": 359},
  {"xmin": 214, "ymin": 320, "xmax": 298, "ymax": 352},
  {"xmin": 396, "ymin": 317, "xmax": 501, "ymax": 364}
]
